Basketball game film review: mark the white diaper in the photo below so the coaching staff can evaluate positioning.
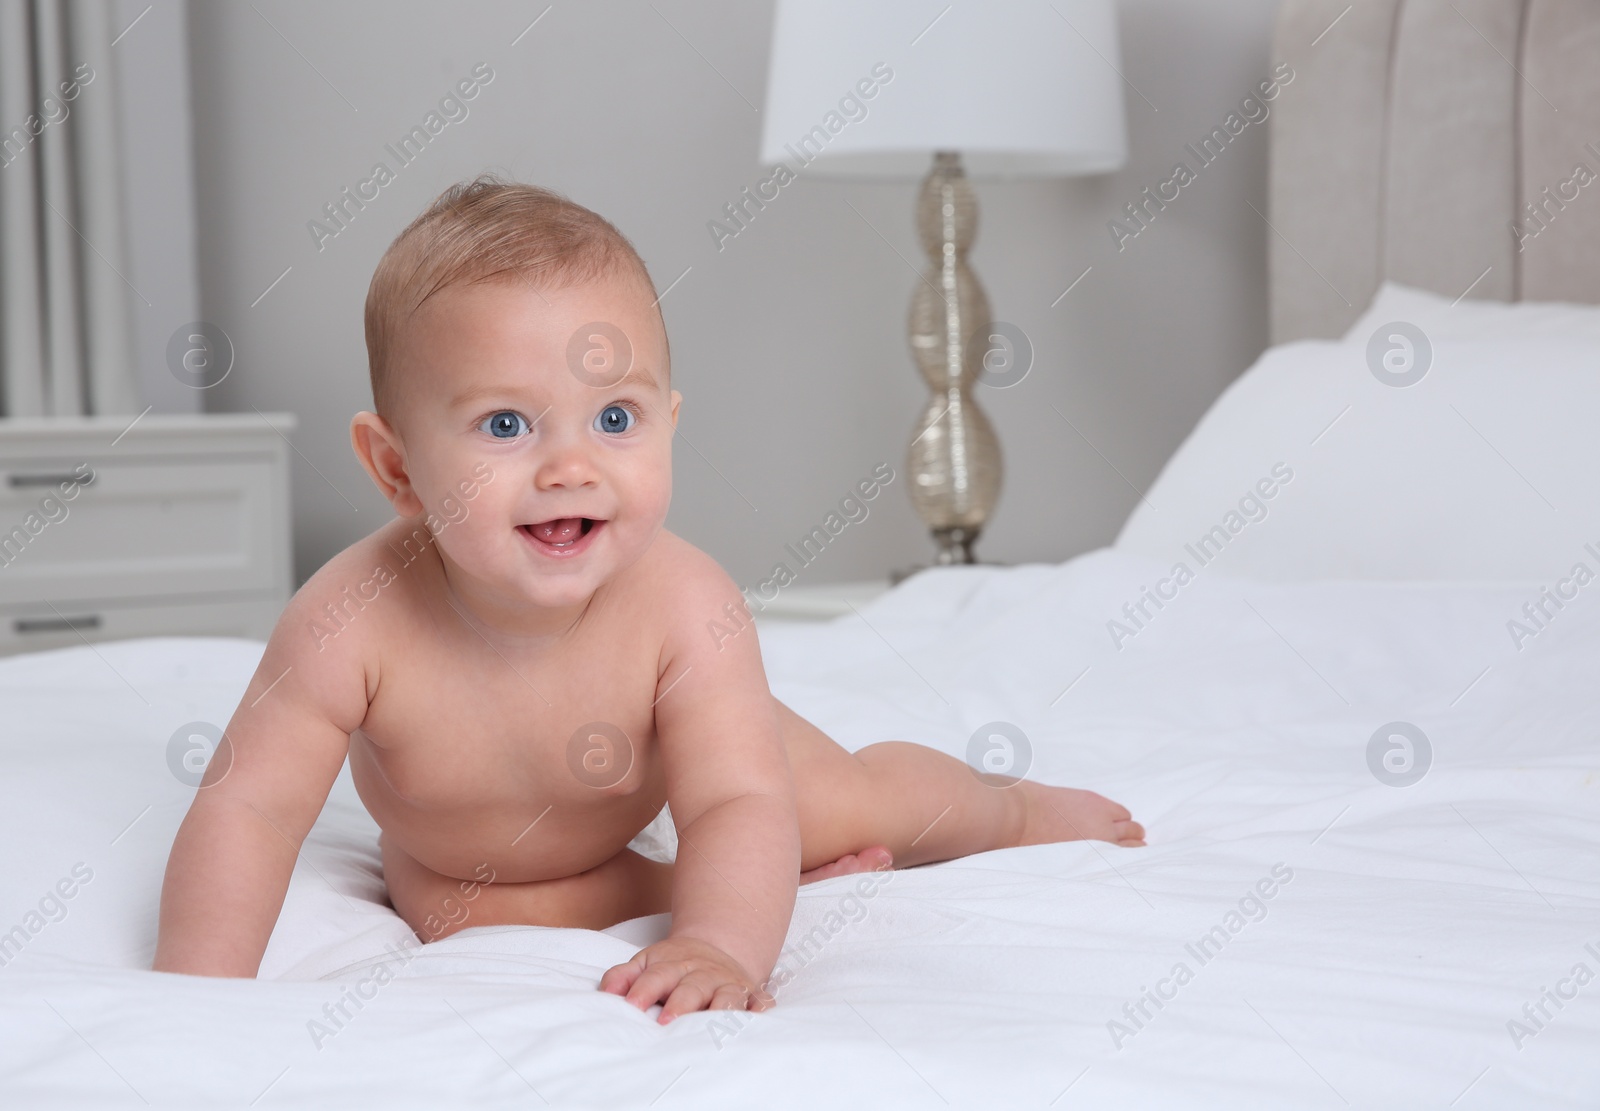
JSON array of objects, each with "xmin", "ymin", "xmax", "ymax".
[{"xmin": 626, "ymin": 803, "xmax": 677, "ymax": 864}]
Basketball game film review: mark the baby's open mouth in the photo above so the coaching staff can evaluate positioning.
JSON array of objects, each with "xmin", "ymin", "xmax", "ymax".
[{"xmin": 520, "ymin": 516, "xmax": 601, "ymax": 552}]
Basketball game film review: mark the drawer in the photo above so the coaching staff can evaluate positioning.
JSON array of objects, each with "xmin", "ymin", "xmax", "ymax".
[
  {"xmin": 0, "ymin": 457, "xmax": 284, "ymax": 605},
  {"xmin": 0, "ymin": 594, "xmax": 284, "ymax": 655}
]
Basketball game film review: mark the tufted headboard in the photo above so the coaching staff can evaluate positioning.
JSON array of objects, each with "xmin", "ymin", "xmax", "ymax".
[{"xmin": 1268, "ymin": 0, "xmax": 1600, "ymax": 343}]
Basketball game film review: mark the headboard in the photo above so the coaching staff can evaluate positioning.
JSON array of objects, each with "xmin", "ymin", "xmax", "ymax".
[{"xmin": 1268, "ymin": 0, "xmax": 1600, "ymax": 343}]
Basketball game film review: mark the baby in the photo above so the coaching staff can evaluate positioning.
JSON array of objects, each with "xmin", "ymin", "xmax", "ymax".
[{"xmin": 153, "ymin": 178, "xmax": 1143, "ymax": 1021}]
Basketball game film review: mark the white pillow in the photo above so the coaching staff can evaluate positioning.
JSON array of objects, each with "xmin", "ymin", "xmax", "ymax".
[
  {"xmin": 1344, "ymin": 281, "xmax": 1600, "ymax": 346},
  {"xmin": 1114, "ymin": 325, "xmax": 1600, "ymax": 582}
]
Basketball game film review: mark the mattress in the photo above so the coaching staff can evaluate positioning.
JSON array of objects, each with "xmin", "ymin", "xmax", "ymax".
[{"xmin": 1, "ymin": 549, "xmax": 1596, "ymax": 1108}]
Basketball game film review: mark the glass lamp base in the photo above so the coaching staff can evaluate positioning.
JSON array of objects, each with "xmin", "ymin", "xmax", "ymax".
[{"xmin": 932, "ymin": 526, "xmax": 980, "ymax": 565}]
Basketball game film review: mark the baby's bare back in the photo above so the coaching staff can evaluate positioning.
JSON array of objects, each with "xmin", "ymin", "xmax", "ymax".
[{"xmin": 341, "ymin": 518, "xmax": 682, "ymax": 885}]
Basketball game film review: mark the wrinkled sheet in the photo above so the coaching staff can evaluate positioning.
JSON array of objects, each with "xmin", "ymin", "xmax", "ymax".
[{"xmin": 1, "ymin": 549, "xmax": 1596, "ymax": 1109}]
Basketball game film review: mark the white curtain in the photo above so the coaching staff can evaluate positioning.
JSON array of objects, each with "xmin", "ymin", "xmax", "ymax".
[{"xmin": 0, "ymin": 0, "xmax": 141, "ymax": 417}]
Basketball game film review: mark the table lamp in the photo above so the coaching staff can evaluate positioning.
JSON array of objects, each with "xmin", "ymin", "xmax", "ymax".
[{"xmin": 759, "ymin": 0, "xmax": 1128, "ymax": 565}]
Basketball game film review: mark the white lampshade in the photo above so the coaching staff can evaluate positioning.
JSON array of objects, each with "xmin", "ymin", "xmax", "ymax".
[{"xmin": 759, "ymin": 0, "xmax": 1128, "ymax": 179}]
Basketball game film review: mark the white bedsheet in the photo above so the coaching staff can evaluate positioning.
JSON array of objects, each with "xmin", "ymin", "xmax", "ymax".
[{"xmin": 1, "ymin": 550, "xmax": 1596, "ymax": 1109}]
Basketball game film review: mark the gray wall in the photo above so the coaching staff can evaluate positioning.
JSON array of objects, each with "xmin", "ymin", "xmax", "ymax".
[
  {"xmin": 114, "ymin": 0, "xmax": 202, "ymax": 416},
  {"xmin": 188, "ymin": 0, "xmax": 1281, "ymax": 589}
]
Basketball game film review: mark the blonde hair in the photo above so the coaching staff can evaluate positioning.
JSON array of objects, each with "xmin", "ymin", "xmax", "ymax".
[{"xmin": 363, "ymin": 175, "xmax": 659, "ymax": 416}]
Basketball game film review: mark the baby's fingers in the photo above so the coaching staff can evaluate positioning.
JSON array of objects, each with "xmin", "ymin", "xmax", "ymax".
[
  {"xmin": 599, "ymin": 953, "xmax": 647, "ymax": 996},
  {"xmin": 624, "ymin": 962, "xmax": 689, "ymax": 1014},
  {"xmin": 708, "ymin": 984, "xmax": 755, "ymax": 1013},
  {"xmin": 659, "ymin": 974, "xmax": 722, "ymax": 1023}
]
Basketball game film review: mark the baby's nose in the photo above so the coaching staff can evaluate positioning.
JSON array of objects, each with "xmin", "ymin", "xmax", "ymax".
[{"xmin": 534, "ymin": 441, "xmax": 600, "ymax": 488}]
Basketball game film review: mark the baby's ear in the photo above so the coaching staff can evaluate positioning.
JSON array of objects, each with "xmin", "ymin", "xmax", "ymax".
[
  {"xmin": 350, "ymin": 411, "xmax": 423, "ymax": 516},
  {"xmin": 669, "ymin": 389, "xmax": 681, "ymax": 428}
]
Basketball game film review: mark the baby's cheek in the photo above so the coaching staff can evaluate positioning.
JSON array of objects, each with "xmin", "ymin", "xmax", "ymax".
[
  {"xmin": 632, "ymin": 457, "xmax": 674, "ymax": 518},
  {"xmin": 629, "ymin": 489, "xmax": 672, "ymax": 538},
  {"xmin": 427, "ymin": 506, "xmax": 500, "ymax": 567},
  {"xmin": 450, "ymin": 477, "xmax": 508, "ymax": 525}
]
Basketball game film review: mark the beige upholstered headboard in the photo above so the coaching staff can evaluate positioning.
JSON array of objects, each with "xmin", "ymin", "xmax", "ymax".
[{"xmin": 1268, "ymin": 0, "xmax": 1600, "ymax": 343}]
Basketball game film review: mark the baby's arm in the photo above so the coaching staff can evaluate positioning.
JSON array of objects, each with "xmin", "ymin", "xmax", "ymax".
[
  {"xmin": 600, "ymin": 559, "xmax": 800, "ymax": 1020},
  {"xmin": 153, "ymin": 581, "xmax": 367, "ymax": 977}
]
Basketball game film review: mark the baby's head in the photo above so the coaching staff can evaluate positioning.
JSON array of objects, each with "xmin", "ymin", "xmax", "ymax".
[{"xmin": 351, "ymin": 176, "xmax": 680, "ymax": 615}]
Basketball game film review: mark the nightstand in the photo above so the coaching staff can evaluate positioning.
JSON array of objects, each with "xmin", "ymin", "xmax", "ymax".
[
  {"xmin": 751, "ymin": 579, "xmax": 890, "ymax": 622},
  {"xmin": 0, "ymin": 413, "xmax": 296, "ymax": 654}
]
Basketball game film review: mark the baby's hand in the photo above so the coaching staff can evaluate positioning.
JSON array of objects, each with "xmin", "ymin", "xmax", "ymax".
[{"xmin": 600, "ymin": 937, "xmax": 773, "ymax": 1023}]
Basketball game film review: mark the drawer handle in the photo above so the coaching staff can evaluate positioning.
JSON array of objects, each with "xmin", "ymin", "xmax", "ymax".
[
  {"xmin": 8, "ymin": 472, "xmax": 95, "ymax": 489},
  {"xmin": 14, "ymin": 615, "xmax": 101, "ymax": 634}
]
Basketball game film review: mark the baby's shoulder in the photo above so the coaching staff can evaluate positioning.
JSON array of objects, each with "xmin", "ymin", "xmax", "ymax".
[
  {"xmin": 268, "ymin": 520, "xmax": 420, "ymax": 661},
  {"xmin": 621, "ymin": 530, "xmax": 748, "ymax": 647},
  {"xmin": 239, "ymin": 522, "xmax": 418, "ymax": 728},
  {"xmin": 630, "ymin": 529, "xmax": 740, "ymax": 598}
]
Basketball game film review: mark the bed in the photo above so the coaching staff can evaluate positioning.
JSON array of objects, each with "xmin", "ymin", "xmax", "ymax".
[{"xmin": 4, "ymin": 1, "xmax": 1599, "ymax": 1107}]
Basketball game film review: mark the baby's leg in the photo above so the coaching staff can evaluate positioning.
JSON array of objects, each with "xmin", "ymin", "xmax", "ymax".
[{"xmin": 778, "ymin": 699, "xmax": 1145, "ymax": 871}]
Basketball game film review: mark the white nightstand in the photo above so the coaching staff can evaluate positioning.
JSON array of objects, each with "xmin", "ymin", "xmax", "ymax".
[
  {"xmin": 0, "ymin": 413, "xmax": 296, "ymax": 654},
  {"xmin": 751, "ymin": 579, "xmax": 890, "ymax": 622}
]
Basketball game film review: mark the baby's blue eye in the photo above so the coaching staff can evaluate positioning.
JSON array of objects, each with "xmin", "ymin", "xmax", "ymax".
[
  {"xmin": 595, "ymin": 405, "xmax": 635, "ymax": 435},
  {"xmin": 479, "ymin": 411, "xmax": 528, "ymax": 439}
]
